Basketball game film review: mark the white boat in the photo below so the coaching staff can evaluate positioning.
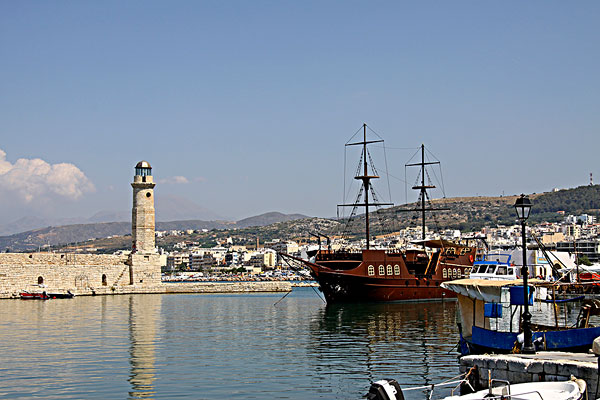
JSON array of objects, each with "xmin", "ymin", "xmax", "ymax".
[
  {"xmin": 366, "ymin": 377, "xmax": 586, "ymax": 400},
  {"xmin": 442, "ymin": 379, "xmax": 586, "ymax": 400},
  {"xmin": 469, "ymin": 248, "xmax": 575, "ymax": 281}
]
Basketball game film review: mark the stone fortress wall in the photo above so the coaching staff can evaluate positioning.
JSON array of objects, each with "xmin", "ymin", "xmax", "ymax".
[
  {"xmin": 0, "ymin": 251, "xmax": 290, "ymax": 298},
  {"xmin": 0, "ymin": 252, "xmax": 131, "ymax": 297}
]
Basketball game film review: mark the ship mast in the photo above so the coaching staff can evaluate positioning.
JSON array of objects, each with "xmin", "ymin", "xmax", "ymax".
[
  {"xmin": 404, "ymin": 144, "xmax": 449, "ymax": 247},
  {"xmin": 340, "ymin": 124, "xmax": 393, "ymax": 249}
]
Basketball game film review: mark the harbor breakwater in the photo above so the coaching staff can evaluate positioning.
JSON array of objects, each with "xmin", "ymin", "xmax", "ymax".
[{"xmin": 0, "ymin": 252, "xmax": 292, "ymax": 299}]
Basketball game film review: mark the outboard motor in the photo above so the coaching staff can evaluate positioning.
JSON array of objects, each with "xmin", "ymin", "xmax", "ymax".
[{"xmin": 365, "ymin": 379, "xmax": 404, "ymax": 400}]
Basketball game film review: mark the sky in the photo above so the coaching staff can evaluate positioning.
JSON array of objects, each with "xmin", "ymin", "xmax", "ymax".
[{"xmin": 1, "ymin": 1, "xmax": 599, "ymax": 226}]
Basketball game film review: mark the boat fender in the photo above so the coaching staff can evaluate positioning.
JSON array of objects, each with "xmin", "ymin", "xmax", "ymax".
[
  {"xmin": 570, "ymin": 376, "xmax": 587, "ymax": 395},
  {"xmin": 517, "ymin": 332, "xmax": 524, "ymax": 344},
  {"xmin": 365, "ymin": 379, "xmax": 404, "ymax": 400},
  {"xmin": 533, "ymin": 336, "xmax": 544, "ymax": 351}
]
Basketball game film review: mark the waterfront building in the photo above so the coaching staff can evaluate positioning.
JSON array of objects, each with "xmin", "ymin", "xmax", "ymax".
[
  {"xmin": 189, "ymin": 252, "xmax": 217, "ymax": 270},
  {"xmin": 247, "ymin": 250, "xmax": 277, "ymax": 269},
  {"xmin": 167, "ymin": 253, "xmax": 190, "ymax": 271},
  {"xmin": 265, "ymin": 240, "xmax": 299, "ymax": 265},
  {"xmin": 555, "ymin": 239, "xmax": 600, "ymax": 262}
]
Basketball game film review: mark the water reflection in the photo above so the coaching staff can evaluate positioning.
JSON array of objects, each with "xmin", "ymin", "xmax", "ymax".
[
  {"xmin": 128, "ymin": 295, "xmax": 161, "ymax": 399},
  {"xmin": 309, "ymin": 301, "xmax": 461, "ymax": 397},
  {"xmin": 0, "ymin": 290, "xmax": 463, "ymax": 399}
]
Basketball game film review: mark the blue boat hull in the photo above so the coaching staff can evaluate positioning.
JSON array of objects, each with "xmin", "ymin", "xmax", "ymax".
[{"xmin": 460, "ymin": 325, "xmax": 600, "ymax": 356}]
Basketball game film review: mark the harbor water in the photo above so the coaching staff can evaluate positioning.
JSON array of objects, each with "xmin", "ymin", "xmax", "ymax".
[{"xmin": 0, "ymin": 287, "xmax": 463, "ymax": 399}]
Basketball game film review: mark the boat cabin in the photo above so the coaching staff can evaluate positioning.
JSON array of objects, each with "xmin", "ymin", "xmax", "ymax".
[
  {"xmin": 469, "ymin": 249, "xmax": 576, "ymax": 281},
  {"xmin": 441, "ymin": 278, "xmax": 600, "ymax": 355},
  {"xmin": 469, "ymin": 253, "xmax": 518, "ymax": 280}
]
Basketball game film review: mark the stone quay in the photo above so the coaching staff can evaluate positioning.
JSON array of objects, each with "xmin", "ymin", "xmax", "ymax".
[{"xmin": 460, "ymin": 352, "xmax": 600, "ymax": 396}]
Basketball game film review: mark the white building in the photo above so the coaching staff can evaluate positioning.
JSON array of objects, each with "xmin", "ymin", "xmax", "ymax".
[{"xmin": 247, "ymin": 250, "xmax": 277, "ymax": 269}]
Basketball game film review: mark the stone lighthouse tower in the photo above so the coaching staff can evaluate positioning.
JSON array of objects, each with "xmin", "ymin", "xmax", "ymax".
[
  {"xmin": 128, "ymin": 161, "xmax": 161, "ymax": 286},
  {"xmin": 132, "ymin": 161, "xmax": 156, "ymax": 254}
]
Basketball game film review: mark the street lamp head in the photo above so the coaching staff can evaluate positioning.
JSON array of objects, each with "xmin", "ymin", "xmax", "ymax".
[{"xmin": 514, "ymin": 194, "xmax": 532, "ymax": 222}]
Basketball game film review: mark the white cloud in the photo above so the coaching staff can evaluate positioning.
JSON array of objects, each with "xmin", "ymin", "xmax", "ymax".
[
  {"xmin": 0, "ymin": 149, "xmax": 95, "ymax": 203},
  {"xmin": 158, "ymin": 176, "xmax": 190, "ymax": 184}
]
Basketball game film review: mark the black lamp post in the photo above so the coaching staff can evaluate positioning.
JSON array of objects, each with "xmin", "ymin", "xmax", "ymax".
[{"xmin": 514, "ymin": 194, "xmax": 535, "ymax": 354}]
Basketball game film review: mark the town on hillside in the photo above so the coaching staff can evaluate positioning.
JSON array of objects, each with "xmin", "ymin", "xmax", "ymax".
[{"xmin": 153, "ymin": 210, "xmax": 598, "ymax": 282}]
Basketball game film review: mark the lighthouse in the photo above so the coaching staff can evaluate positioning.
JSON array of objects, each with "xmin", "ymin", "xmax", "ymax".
[
  {"xmin": 131, "ymin": 161, "xmax": 156, "ymax": 254},
  {"xmin": 128, "ymin": 161, "xmax": 160, "ymax": 286}
]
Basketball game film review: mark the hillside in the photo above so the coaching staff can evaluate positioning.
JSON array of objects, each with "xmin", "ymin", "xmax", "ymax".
[
  {"xmin": 0, "ymin": 212, "xmax": 308, "ymax": 251},
  {"xmin": 2, "ymin": 185, "xmax": 598, "ymax": 252},
  {"xmin": 236, "ymin": 212, "xmax": 309, "ymax": 228},
  {"xmin": 336, "ymin": 185, "xmax": 600, "ymax": 237}
]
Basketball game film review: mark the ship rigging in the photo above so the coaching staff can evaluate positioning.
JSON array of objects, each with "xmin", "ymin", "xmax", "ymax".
[{"xmin": 279, "ymin": 123, "xmax": 478, "ymax": 303}]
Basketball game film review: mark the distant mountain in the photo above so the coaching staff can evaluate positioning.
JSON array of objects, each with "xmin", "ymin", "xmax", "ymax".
[
  {"xmin": 0, "ymin": 215, "xmax": 92, "ymax": 236},
  {"xmin": 0, "ymin": 194, "xmax": 225, "ymax": 236},
  {"xmin": 0, "ymin": 222, "xmax": 131, "ymax": 252},
  {"xmin": 0, "ymin": 216, "xmax": 52, "ymax": 236},
  {"xmin": 0, "ymin": 212, "xmax": 310, "ymax": 251}
]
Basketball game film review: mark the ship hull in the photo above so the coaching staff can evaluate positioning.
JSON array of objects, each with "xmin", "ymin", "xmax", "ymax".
[
  {"xmin": 306, "ymin": 244, "xmax": 477, "ymax": 303},
  {"xmin": 313, "ymin": 270, "xmax": 456, "ymax": 303}
]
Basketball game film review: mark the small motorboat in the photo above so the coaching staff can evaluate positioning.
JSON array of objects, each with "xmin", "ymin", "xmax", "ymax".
[
  {"xmin": 47, "ymin": 291, "xmax": 75, "ymax": 299},
  {"xmin": 19, "ymin": 291, "xmax": 50, "ymax": 300}
]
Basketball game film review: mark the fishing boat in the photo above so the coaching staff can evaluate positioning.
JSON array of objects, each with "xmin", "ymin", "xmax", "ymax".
[
  {"xmin": 19, "ymin": 291, "xmax": 50, "ymax": 300},
  {"xmin": 281, "ymin": 124, "xmax": 478, "ymax": 303},
  {"xmin": 469, "ymin": 248, "xmax": 573, "ymax": 281},
  {"xmin": 442, "ymin": 279, "xmax": 600, "ymax": 356},
  {"xmin": 19, "ymin": 290, "xmax": 74, "ymax": 299}
]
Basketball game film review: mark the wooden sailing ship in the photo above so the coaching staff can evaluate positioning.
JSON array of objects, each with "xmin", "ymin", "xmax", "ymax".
[{"xmin": 288, "ymin": 124, "xmax": 478, "ymax": 303}]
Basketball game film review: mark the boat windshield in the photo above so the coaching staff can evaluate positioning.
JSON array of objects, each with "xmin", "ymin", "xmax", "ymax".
[
  {"xmin": 474, "ymin": 265, "xmax": 489, "ymax": 273},
  {"xmin": 495, "ymin": 265, "xmax": 507, "ymax": 275},
  {"xmin": 485, "ymin": 265, "xmax": 496, "ymax": 274}
]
